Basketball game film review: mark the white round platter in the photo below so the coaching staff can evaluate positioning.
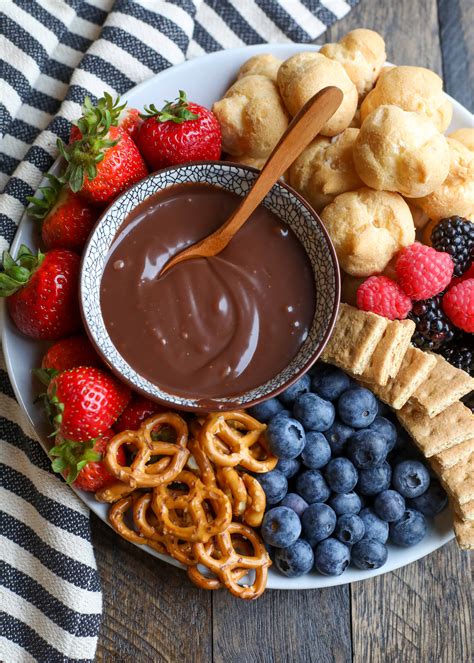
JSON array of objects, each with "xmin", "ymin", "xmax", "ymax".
[{"xmin": 4, "ymin": 43, "xmax": 470, "ymax": 590}]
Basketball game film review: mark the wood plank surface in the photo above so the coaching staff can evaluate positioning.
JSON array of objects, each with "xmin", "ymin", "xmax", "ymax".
[{"xmin": 93, "ymin": 1, "xmax": 473, "ymax": 661}]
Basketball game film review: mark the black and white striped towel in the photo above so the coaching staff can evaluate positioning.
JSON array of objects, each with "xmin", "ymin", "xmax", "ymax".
[{"xmin": 0, "ymin": 1, "xmax": 358, "ymax": 660}]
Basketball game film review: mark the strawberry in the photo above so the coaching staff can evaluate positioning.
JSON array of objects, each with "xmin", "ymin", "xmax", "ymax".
[
  {"xmin": 0, "ymin": 245, "xmax": 81, "ymax": 340},
  {"xmin": 41, "ymin": 335, "xmax": 102, "ymax": 372},
  {"xmin": 50, "ymin": 428, "xmax": 126, "ymax": 491},
  {"xmin": 136, "ymin": 90, "xmax": 221, "ymax": 171},
  {"xmin": 118, "ymin": 107, "xmax": 143, "ymax": 140},
  {"xmin": 46, "ymin": 367, "xmax": 131, "ymax": 442},
  {"xmin": 69, "ymin": 95, "xmax": 142, "ymax": 143},
  {"xmin": 27, "ymin": 174, "xmax": 99, "ymax": 252},
  {"xmin": 59, "ymin": 95, "xmax": 148, "ymax": 205},
  {"xmin": 113, "ymin": 394, "xmax": 163, "ymax": 432}
]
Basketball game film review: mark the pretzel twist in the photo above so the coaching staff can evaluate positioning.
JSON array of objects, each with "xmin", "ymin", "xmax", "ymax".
[
  {"xmin": 95, "ymin": 480, "xmax": 135, "ymax": 503},
  {"xmin": 108, "ymin": 493, "xmax": 167, "ymax": 555},
  {"xmin": 104, "ymin": 413, "xmax": 189, "ymax": 488},
  {"xmin": 191, "ymin": 522, "xmax": 271, "ymax": 599},
  {"xmin": 200, "ymin": 412, "xmax": 276, "ymax": 473},
  {"xmin": 152, "ymin": 471, "xmax": 232, "ymax": 543}
]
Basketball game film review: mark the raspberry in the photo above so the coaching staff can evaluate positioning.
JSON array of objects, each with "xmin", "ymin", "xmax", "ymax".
[
  {"xmin": 442, "ymin": 279, "xmax": 474, "ymax": 333},
  {"xmin": 356, "ymin": 276, "xmax": 412, "ymax": 320},
  {"xmin": 396, "ymin": 243, "xmax": 454, "ymax": 300}
]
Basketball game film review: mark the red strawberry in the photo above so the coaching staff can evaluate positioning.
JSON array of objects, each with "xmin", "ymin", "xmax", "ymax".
[
  {"xmin": 59, "ymin": 96, "xmax": 148, "ymax": 205},
  {"xmin": 69, "ymin": 95, "xmax": 142, "ymax": 143},
  {"xmin": 113, "ymin": 394, "xmax": 163, "ymax": 432},
  {"xmin": 0, "ymin": 246, "xmax": 81, "ymax": 339},
  {"xmin": 46, "ymin": 367, "xmax": 131, "ymax": 442},
  {"xmin": 136, "ymin": 90, "xmax": 221, "ymax": 170},
  {"xmin": 41, "ymin": 335, "xmax": 102, "ymax": 372},
  {"xmin": 27, "ymin": 174, "xmax": 99, "ymax": 252},
  {"xmin": 118, "ymin": 107, "xmax": 143, "ymax": 140},
  {"xmin": 50, "ymin": 428, "xmax": 126, "ymax": 491}
]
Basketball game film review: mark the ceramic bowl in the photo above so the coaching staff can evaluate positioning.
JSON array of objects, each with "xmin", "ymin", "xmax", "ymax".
[{"xmin": 80, "ymin": 161, "xmax": 340, "ymax": 412}]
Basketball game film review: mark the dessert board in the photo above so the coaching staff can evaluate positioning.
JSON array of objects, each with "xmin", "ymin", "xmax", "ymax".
[{"xmin": 3, "ymin": 42, "xmax": 472, "ymax": 590}]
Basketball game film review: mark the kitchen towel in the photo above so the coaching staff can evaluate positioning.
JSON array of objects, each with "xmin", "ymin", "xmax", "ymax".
[{"xmin": 0, "ymin": 1, "xmax": 358, "ymax": 661}]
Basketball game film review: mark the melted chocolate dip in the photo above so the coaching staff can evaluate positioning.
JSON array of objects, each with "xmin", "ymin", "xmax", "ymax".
[{"xmin": 101, "ymin": 183, "xmax": 315, "ymax": 399}]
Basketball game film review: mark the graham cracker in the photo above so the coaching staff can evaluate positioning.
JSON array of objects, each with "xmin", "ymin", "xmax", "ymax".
[
  {"xmin": 368, "ymin": 346, "xmax": 437, "ymax": 410},
  {"xmin": 440, "ymin": 450, "xmax": 474, "ymax": 505},
  {"xmin": 412, "ymin": 354, "xmax": 474, "ymax": 418},
  {"xmin": 453, "ymin": 514, "xmax": 474, "ymax": 550},
  {"xmin": 430, "ymin": 438, "xmax": 474, "ymax": 472},
  {"xmin": 362, "ymin": 319, "xmax": 415, "ymax": 386},
  {"xmin": 455, "ymin": 499, "xmax": 474, "ymax": 522},
  {"xmin": 397, "ymin": 401, "xmax": 474, "ymax": 457},
  {"xmin": 320, "ymin": 304, "xmax": 388, "ymax": 375}
]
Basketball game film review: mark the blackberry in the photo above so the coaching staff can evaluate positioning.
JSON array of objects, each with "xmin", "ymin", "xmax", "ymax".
[
  {"xmin": 431, "ymin": 216, "xmax": 474, "ymax": 277},
  {"xmin": 441, "ymin": 338, "xmax": 474, "ymax": 376},
  {"xmin": 409, "ymin": 295, "xmax": 456, "ymax": 350}
]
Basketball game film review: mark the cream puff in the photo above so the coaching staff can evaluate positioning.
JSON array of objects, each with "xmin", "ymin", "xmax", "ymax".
[
  {"xmin": 212, "ymin": 75, "xmax": 289, "ymax": 158},
  {"xmin": 277, "ymin": 52, "xmax": 358, "ymax": 136},
  {"xmin": 413, "ymin": 138, "xmax": 474, "ymax": 221},
  {"xmin": 289, "ymin": 128, "xmax": 363, "ymax": 211},
  {"xmin": 449, "ymin": 128, "xmax": 474, "ymax": 152},
  {"xmin": 320, "ymin": 188, "xmax": 415, "ymax": 276},
  {"xmin": 353, "ymin": 105, "xmax": 450, "ymax": 198},
  {"xmin": 360, "ymin": 66, "xmax": 453, "ymax": 132},
  {"xmin": 237, "ymin": 54, "xmax": 282, "ymax": 82},
  {"xmin": 320, "ymin": 29, "xmax": 386, "ymax": 99}
]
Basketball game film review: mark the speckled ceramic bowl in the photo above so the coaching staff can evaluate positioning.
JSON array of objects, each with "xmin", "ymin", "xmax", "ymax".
[{"xmin": 80, "ymin": 162, "xmax": 340, "ymax": 412}]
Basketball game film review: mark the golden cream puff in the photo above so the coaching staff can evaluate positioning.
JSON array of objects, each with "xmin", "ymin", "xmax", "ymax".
[{"xmin": 237, "ymin": 54, "xmax": 282, "ymax": 82}]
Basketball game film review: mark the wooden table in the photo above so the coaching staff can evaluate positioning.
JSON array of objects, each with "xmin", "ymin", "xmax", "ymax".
[{"xmin": 93, "ymin": 1, "xmax": 473, "ymax": 660}]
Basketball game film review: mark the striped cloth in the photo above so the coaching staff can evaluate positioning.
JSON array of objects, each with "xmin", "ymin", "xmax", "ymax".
[{"xmin": 0, "ymin": 1, "xmax": 358, "ymax": 661}]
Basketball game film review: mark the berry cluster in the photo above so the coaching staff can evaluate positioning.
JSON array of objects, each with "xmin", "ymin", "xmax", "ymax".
[{"xmin": 249, "ymin": 364, "xmax": 448, "ymax": 578}]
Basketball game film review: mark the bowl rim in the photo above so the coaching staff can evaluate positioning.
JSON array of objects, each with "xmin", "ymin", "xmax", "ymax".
[{"xmin": 80, "ymin": 160, "xmax": 341, "ymax": 412}]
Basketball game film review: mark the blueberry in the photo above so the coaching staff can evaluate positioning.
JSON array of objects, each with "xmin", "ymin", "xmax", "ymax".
[
  {"xmin": 281, "ymin": 493, "xmax": 309, "ymax": 518},
  {"xmin": 351, "ymin": 539, "xmax": 388, "ymax": 570},
  {"xmin": 255, "ymin": 470, "xmax": 288, "ymax": 505},
  {"xmin": 328, "ymin": 491, "xmax": 362, "ymax": 515},
  {"xmin": 274, "ymin": 539, "xmax": 314, "ymax": 577},
  {"xmin": 311, "ymin": 367, "xmax": 351, "ymax": 401},
  {"xmin": 314, "ymin": 538, "xmax": 350, "ymax": 576},
  {"xmin": 337, "ymin": 387, "xmax": 378, "ymax": 428},
  {"xmin": 266, "ymin": 414, "xmax": 306, "ymax": 459},
  {"xmin": 323, "ymin": 421, "xmax": 354, "ymax": 455},
  {"xmin": 390, "ymin": 509, "xmax": 427, "ymax": 546},
  {"xmin": 276, "ymin": 457, "xmax": 301, "ymax": 479},
  {"xmin": 279, "ymin": 374, "xmax": 311, "ymax": 406},
  {"xmin": 368, "ymin": 416, "xmax": 397, "ymax": 452},
  {"xmin": 324, "ymin": 458, "xmax": 358, "ymax": 493},
  {"xmin": 301, "ymin": 431, "xmax": 331, "ymax": 469},
  {"xmin": 359, "ymin": 507, "xmax": 389, "ymax": 544},
  {"xmin": 301, "ymin": 502, "xmax": 337, "ymax": 545},
  {"xmin": 407, "ymin": 479, "xmax": 448, "ymax": 517},
  {"xmin": 392, "ymin": 460, "xmax": 430, "ymax": 498},
  {"xmin": 373, "ymin": 490, "xmax": 406, "ymax": 522},
  {"xmin": 248, "ymin": 398, "xmax": 284, "ymax": 423},
  {"xmin": 357, "ymin": 461, "xmax": 391, "ymax": 496},
  {"xmin": 296, "ymin": 470, "xmax": 331, "ymax": 504},
  {"xmin": 335, "ymin": 514, "xmax": 365, "ymax": 545},
  {"xmin": 293, "ymin": 392, "xmax": 335, "ymax": 432},
  {"xmin": 346, "ymin": 429, "xmax": 387, "ymax": 469},
  {"xmin": 261, "ymin": 506, "xmax": 302, "ymax": 548}
]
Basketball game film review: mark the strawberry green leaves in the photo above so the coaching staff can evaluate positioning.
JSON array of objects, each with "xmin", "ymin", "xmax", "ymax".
[
  {"xmin": 0, "ymin": 245, "xmax": 44, "ymax": 297},
  {"xmin": 49, "ymin": 437, "xmax": 101, "ymax": 484},
  {"xmin": 142, "ymin": 90, "xmax": 199, "ymax": 124}
]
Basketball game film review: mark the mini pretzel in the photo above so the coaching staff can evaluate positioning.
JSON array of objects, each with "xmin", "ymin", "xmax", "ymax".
[
  {"xmin": 216, "ymin": 468, "xmax": 266, "ymax": 526},
  {"xmin": 200, "ymin": 412, "xmax": 276, "ymax": 473},
  {"xmin": 187, "ymin": 564, "xmax": 248, "ymax": 590},
  {"xmin": 186, "ymin": 437, "xmax": 216, "ymax": 487},
  {"xmin": 152, "ymin": 470, "xmax": 232, "ymax": 543},
  {"xmin": 109, "ymin": 493, "xmax": 167, "ymax": 555},
  {"xmin": 104, "ymin": 413, "xmax": 189, "ymax": 488},
  {"xmin": 191, "ymin": 522, "xmax": 271, "ymax": 600},
  {"xmin": 95, "ymin": 480, "xmax": 135, "ymax": 503}
]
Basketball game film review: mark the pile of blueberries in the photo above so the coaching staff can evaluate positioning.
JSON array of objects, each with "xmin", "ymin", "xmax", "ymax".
[{"xmin": 249, "ymin": 364, "xmax": 448, "ymax": 578}]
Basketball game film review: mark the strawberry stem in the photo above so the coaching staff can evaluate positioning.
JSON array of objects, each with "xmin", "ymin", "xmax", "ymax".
[
  {"xmin": 141, "ymin": 90, "xmax": 199, "ymax": 124},
  {"xmin": 0, "ymin": 245, "xmax": 44, "ymax": 297},
  {"xmin": 49, "ymin": 437, "xmax": 101, "ymax": 484},
  {"xmin": 26, "ymin": 174, "xmax": 64, "ymax": 220}
]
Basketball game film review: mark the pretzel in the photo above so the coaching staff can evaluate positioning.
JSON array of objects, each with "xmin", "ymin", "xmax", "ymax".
[
  {"xmin": 216, "ymin": 468, "xmax": 266, "ymax": 526},
  {"xmin": 241, "ymin": 473, "xmax": 266, "ymax": 527},
  {"xmin": 95, "ymin": 480, "xmax": 135, "ymax": 503},
  {"xmin": 104, "ymin": 413, "xmax": 189, "ymax": 488},
  {"xmin": 108, "ymin": 493, "xmax": 167, "ymax": 554},
  {"xmin": 152, "ymin": 470, "xmax": 232, "ymax": 543},
  {"xmin": 191, "ymin": 522, "xmax": 271, "ymax": 599},
  {"xmin": 187, "ymin": 564, "xmax": 249, "ymax": 590},
  {"xmin": 200, "ymin": 412, "xmax": 277, "ymax": 473},
  {"xmin": 186, "ymin": 437, "xmax": 216, "ymax": 487}
]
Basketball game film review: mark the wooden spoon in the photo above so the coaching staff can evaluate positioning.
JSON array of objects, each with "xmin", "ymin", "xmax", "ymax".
[{"xmin": 160, "ymin": 86, "xmax": 343, "ymax": 276}]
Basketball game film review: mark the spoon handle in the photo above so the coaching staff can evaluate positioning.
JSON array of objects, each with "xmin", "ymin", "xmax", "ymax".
[{"xmin": 209, "ymin": 86, "xmax": 344, "ymax": 250}]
